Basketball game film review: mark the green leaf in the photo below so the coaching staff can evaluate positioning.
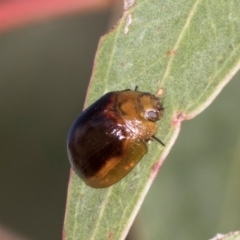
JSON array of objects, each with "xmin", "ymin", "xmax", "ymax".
[
  {"xmin": 210, "ymin": 231, "xmax": 240, "ymax": 240},
  {"xmin": 64, "ymin": 0, "xmax": 240, "ymax": 239}
]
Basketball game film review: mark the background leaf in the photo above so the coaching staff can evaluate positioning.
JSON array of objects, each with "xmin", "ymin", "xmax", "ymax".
[
  {"xmin": 210, "ymin": 231, "xmax": 240, "ymax": 240},
  {"xmin": 64, "ymin": 0, "xmax": 240, "ymax": 239}
]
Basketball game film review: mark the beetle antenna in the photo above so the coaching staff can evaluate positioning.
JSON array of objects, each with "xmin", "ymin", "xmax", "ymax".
[
  {"xmin": 152, "ymin": 136, "xmax": 165, "ymax": 146},
  {"xmin": 134, "ymin": 86, "xmax": 139, "ymax": 91}
]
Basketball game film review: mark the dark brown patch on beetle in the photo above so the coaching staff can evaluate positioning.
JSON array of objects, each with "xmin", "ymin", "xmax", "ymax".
[{"xmin": 68, "ymin": 93, "xmax": 128, "ymax": 178}]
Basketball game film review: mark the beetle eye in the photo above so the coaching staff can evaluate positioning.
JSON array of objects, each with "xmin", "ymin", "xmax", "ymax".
[{"xmin": 145, "ymin": 110, "xmax": 159, "ymax": 122}]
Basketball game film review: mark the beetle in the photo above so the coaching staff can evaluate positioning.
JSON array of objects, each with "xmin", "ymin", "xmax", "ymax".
[{"xmin": 67, "ymin": 88, "xmax": 164, "ymax": 188}]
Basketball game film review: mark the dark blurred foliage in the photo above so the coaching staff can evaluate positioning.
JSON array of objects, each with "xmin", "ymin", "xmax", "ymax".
[{"xmin": 0, "ymin": 11, "xmax": 110, "ymax": 240}]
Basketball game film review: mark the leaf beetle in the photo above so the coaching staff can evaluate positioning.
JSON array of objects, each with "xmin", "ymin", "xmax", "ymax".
[{"xmin": 67, "ymin": 88, "xmax": 164, "ymax": 188}]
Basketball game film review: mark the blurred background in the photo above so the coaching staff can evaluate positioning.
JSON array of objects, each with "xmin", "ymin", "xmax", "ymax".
[{"xmin": 0, "ymin": 1, "xmax": 240, "ymax": 240}]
